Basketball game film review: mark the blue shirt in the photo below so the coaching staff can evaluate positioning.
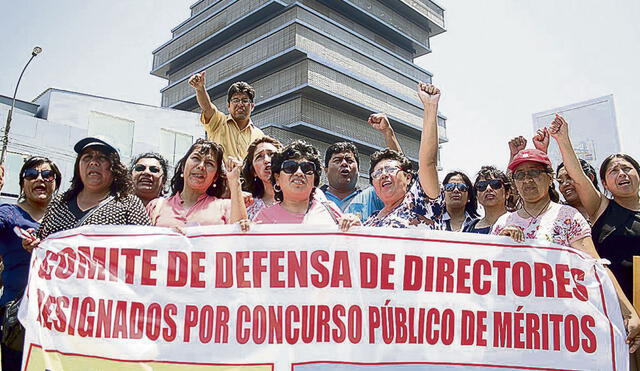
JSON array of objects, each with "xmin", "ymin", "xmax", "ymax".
[
  {"xmin": 320, "ymin": 185, "xmax": 384, "ymax": 222},
  {"xmin": 0, "ymin": 204, "xmax": 39, "ymax": 305}
]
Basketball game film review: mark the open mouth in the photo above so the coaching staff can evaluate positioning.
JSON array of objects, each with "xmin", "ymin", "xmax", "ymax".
[
  {"xmin": 291, "ymin": 177, "xmax": 306, "ymax": 185},
  {"xmin": 33, "ymin": 184, "xmax": 47, "ymax": 193},
  {"xmin": 190, "ymin": 173, "xmax": 206, "ymax": 180},
  {"xmin": 137, "ymin": 177, "xmax": 154, "ymax": 189},
  {"xmin": 339, "ymin": 168, "xmax": 350, "ymax": 176},
  {"xmin": 618, "ymin": 179, "xmax": 631, "ymax": 186},
  {"xmin": 381, "ymin": 180, "xmax": 392, "ymax": 188},
  {"xmin": 484, "ymin": 193, "xmax": 496, "ymax": 201}
]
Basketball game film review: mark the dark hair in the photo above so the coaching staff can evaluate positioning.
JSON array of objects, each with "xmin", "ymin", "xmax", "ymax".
[
  {"xmin": 270, "ymin": 140, "xmax": 322, "ymax": 202},
  {"xmin": 368, "ymin": 149, "xmax": 412, "ymax": 185},
  {"xmin": 241, "ymin": 136, "xmax": 282, "ymax": 198},
  {"xmin": 324, "ymin": 142, "xmax": 360, "ymax": 168},
  {"xmin": 475, "ymin": 165, "xmax": 517, "ymax": 212},
  {"xmin": 18, "ymin": 156, "xmax": 62, "ymax": 199},
  {"xmin": 443, "ymin": 171, "xmax": 479, "ymax": 218},
  {"xmin": 227, "ymin": 81, "xmax": 255, "ymax": 104},
  {"xmin": 599, "ymin": 153, "xmax": 640, "ymax": 189},
  {"xmin": 62, "ymin": 147, "xmax": 132, "ymax": 202},
  {"xmin": 170, "ymin": 138, "xmax": 227, "ymax": 197},
  {"xmin": 130, "ymin": 152, "xmax": 170, "ymax": 196},
  {"xmin": 556, "ymin": 159, "xmax": 600, "ymax": 191},
  {"xmin": 510, "ymin": 164, "xmax": 560, "ymax": 203}
]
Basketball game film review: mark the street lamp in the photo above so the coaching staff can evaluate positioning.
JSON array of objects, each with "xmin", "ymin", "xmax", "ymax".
[{"xmin": 1, "ymin": 46, "xmax": 43, "ymax": 164}]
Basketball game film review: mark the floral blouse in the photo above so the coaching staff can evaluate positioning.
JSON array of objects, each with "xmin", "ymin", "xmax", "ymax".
[
  {"xmin": 247, "ymin": 198, "xmax": 267, "ymax": 220},
  {"xmin": 491, "ymin": 203, "xmax": 591, "ymax": 247},
  {"xmin": 364, "ymin": 180, "xmax": 444, "ymax": 229}
]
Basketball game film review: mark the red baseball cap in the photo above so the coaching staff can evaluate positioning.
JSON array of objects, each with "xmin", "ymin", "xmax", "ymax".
[{"xmin": 508, "ymin": 149, "xmax": 552, "ymax": 172}]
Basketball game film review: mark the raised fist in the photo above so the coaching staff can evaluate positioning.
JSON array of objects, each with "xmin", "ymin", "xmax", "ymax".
[
  {"xmin": 532, "ymin": 127, "xmax": 550, "ymax": 153},
  {"xmin": 549, "ymin": 114, "xmax": 569, "ymax": 141},
  {"xmin": 508, "ymin": 136, "xmax": 527, "ymax": 158},
  {"xmin": 417, "ymin": 82, "xmax": 441, "ymax": 106},
  {"xmin": 368, "ymin": 113, "xmax": 391, "ymax": 132},
  {"xmin": 188, "ymin": 71, "xmax": 206, "ymax": 90}
]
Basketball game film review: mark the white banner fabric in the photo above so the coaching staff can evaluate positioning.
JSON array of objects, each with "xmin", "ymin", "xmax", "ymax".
[{"xmin": 19, "ymin": 225, "xmax": 629, "ymax": 371}]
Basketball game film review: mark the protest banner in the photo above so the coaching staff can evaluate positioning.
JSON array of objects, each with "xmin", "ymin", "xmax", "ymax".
[{"xmin": 19, "ymin": 224, "xmax": 629, "ymax": 370}]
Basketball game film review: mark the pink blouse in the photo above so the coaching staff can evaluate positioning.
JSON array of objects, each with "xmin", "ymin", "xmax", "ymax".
[
  {"xmin": 254, "ymin": 200, "xmax": 342, "ymax": 225},
  {"xmin": 147, "ymin": 193, "xmax": 231, "ymax": 228}
]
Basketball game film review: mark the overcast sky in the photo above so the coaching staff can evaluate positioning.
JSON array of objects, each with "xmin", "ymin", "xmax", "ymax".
[{"xmin": 1, "ymin": 0, "xmax": 639, "ymax": 176}]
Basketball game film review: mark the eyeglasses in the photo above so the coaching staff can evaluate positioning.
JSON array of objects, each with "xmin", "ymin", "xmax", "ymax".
[
  {"xmin": 475, "ymin": 179, "xmax": 503, "ymax": 192},
  {"xmin": 371, "ymin": 166, "xmax": 401, "ymax": 179},
  {"xmin": 513, "ymin": 169, "xmax": 549, "ymax": 181},
  {"xmin": 281, "ymin": 160, "xmax": 316, "ymax": 175},
  {"xmin": 444, "ymin": 183, "xmax": 469, "ymax": 192},
  {"xmin": 230, "ymin": 98, "xmax": 252, "ymax": 104},
  {"xmin": 23, "ymin": 169, "xmax": 55, "ymax": 182},
  {"xmin": 133, "ymin": 164, "xmax": 162, "ymax": 173}
]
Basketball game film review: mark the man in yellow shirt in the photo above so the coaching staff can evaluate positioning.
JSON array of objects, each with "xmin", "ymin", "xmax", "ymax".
[{"xmin": 188, "ymin": 71, "xmax": 264, "ymax": 159}]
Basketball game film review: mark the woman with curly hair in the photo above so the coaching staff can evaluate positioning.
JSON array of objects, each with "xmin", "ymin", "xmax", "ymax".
[
  {"xmin": 252, "ymin": 140, "xmax": 360, "ymax": 230},
  {"xmin": 463, "ymin": 166, "xmax": 516, "ymax": 234},
  {"xmin": 363, "ymin": 83, "xmax": 444, "ymax": 229},
  {"xmin": 241, "ymin": 136, "xmax": 282, "ymax": 219},
  {"xmin": 130, "ymin": 152, "xmax": 170, "ymax": 206},
  {"xmin": 23, "ymin": 137, "xmax": 150, "ymax": 248},
  {"xmin": 147, "ymin": 138, "xmax": 247, "ymax": 227}
]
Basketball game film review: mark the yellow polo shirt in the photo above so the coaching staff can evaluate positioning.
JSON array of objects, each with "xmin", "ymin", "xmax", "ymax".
[{"xmin": 200, "ymin": 107, "xmax": 265, "ymax": 160}]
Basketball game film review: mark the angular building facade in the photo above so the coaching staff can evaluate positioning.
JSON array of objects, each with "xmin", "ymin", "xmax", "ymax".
[{"xmin": 152, "ymin": 0, "xmax": 447, "ymax": 184}]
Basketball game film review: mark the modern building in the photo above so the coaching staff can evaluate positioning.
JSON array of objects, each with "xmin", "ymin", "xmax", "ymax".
[
  {"xmin": 0, "ymin": 89, "xmax": 201, "ymax": 203},
  {"xmin": 532, "ymin": 95, "xmax": 620, "ymax": 173},
  {"xmin": 152, "ymin": 0, "xmax": 448, "ymax": 185}
]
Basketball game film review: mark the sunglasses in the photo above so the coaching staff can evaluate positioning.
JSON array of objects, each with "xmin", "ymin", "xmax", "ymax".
[
  {"xmin": 475, "ymin": 179, "xmax": 503, "ymax": 191},
  {"xmin": 371, "ymin": 166, "xmax": 401, "ymax": 180},
  {"xmin": 23, "ymin": 168, "xmax": 55, "ymax": 182},
  {"xmin": 444, "ymin": 183, "xmax": 469, "ymax": 192},
  {"xmin": 281, "ymin": 160, "xmax": 316, "ymax": 175},
  {"xmin": 513, "ymin": 169, "xmax": 549, "ymax": 181},
  {"xmin": 133, "ymin": 164, "xmax": 162, "ymax": 173}
]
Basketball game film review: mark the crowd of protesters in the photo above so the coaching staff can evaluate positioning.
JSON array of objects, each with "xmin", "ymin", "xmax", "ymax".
[{"xmin": 0, "ymin": 74, "xmax": 639, "ymax": 369}]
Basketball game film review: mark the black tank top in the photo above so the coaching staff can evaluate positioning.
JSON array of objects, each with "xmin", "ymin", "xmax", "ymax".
[{"xmin": 591, "ymin": 200, "xmax": 640, "ymax": 300}]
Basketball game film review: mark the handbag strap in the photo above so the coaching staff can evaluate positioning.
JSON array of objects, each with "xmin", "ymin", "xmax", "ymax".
[
  {"xmin": 74, "ymin": 195, "xmax": 115, "ymax": 228},
  {"xmin": 320, "ymin": 201, "xmax": 340, "ymax": 225}
]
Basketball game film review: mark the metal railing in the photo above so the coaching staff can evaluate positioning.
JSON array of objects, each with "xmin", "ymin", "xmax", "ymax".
[
  {"xmin": 153, "ymin": 0, "xmax": 271, "ymax": 69},
  {"xmin": 174, "ymin": 0, "xmax": 234, "ymax": 37}
]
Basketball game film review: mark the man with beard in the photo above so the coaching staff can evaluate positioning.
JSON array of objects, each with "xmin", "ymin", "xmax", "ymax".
[
  {"xmin": 189, "ymin": 71, "xmax": 264, "ymax": 159},
  {"xmin": 320, "ymin": 113, "xmax": 402, "ymax": 221},
  {"xmin": 130, "ymin": 153, "xmax": 169, "ymax": 206}
]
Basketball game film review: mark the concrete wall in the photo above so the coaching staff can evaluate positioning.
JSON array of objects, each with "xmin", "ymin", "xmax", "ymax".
[{"xmin": 0, "ymin": 90, "xmax": 203, "ymax": 203}]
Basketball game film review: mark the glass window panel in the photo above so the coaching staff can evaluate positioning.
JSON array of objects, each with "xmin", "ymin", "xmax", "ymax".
[
  {"xmin": 160, "ymin": 128, "xmax": 193, "ymax": 166},
  {"xmin": 87, "ymin": 111, "xmax": 135, "ymax": 158},
  {"xmin": 2, "ymin": 152, "xmax": 27, "ymax": 197},
  {"xmin": 174, "ymin": 132, "xmax": 194, "ymax": 165},
  {"xmin": 160, "ymin": 129, "xmax": 176, "ymax": 164}
]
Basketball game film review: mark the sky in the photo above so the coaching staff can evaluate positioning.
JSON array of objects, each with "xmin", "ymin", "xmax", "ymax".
[{"xmin": 1, "ymin": 0, "xmax": 639, "ymax": 177}]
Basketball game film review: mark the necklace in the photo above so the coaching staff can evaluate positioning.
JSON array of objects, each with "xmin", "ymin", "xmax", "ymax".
[{"xmin": 522, "ymin": 199, "xmax": 552, "ymax": 223}]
